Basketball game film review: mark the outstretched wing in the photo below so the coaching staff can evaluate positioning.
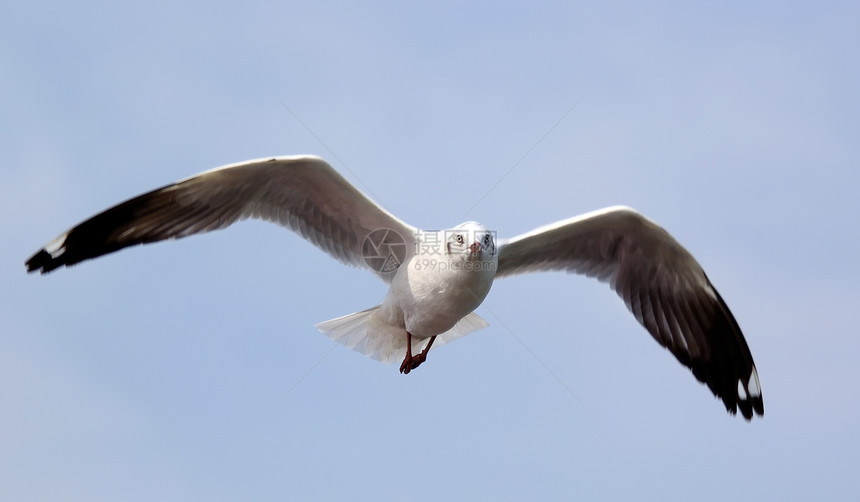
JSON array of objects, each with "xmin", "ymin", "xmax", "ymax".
[
  {"xmin": 495, "ymin": 206, "xmax": 763, "ymax": 419},
  {"xmin": 26, "ymin": 155, "xmax": 417, "ymax": 282}
]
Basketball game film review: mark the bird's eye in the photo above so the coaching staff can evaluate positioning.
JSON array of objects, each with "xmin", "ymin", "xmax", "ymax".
[
  {"xmin": 455, "ymin": 234, "xmax": 464, "ymax": 244},
  {"xmin": 483, "ymin": 234, "xmax": 491, "ymax": 245}
]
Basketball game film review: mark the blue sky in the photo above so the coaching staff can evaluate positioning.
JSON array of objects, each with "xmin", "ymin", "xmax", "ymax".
[{"xmin": 3, "ymin": 1, "xmax": 859, "ymax": 500}]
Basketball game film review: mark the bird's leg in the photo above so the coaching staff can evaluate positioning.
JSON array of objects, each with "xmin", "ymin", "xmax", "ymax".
[
  {"xmin": 399, "ymin": 333, "xmax": 437, "ymax": 374},
  {"xmin": 411, "ymin": 335, "xmax": 436, "ymax": 368},
  {"xmin": 399, "ymin": 332, "xmax": 415, "ymax": 374},
  {"xmin": 400, "ymin": 334, "xmax": 436, "ymax": 374}
]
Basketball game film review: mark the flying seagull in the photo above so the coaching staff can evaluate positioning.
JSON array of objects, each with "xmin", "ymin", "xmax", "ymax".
[{"xmin": 26, "ymin": 155, "xmax": 764, "ymax": 419}]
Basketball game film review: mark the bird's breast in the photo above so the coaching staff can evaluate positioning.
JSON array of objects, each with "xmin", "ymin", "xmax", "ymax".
[{"xmin": 386, "ymin": 255, "xmax": 496, "ymax": 337}]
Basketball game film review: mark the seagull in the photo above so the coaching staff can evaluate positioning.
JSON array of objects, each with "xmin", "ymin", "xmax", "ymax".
[{"xmin": 26, "ymin": 155, "xmax": 764, "ymax": 419}]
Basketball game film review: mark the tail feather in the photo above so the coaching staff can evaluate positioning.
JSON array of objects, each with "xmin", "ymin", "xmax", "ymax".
[{"xmin": 315, "ymin": 307, "xmax": 489, "ymax": 364}]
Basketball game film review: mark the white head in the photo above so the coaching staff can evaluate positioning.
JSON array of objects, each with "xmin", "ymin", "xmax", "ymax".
[{"xmin": 445, "ymin": 221, "xmax": 497, "ymax": 260}]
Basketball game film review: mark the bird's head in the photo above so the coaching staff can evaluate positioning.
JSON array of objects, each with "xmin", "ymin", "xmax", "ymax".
[{"xmin": 446, "ymin": 222, "xmax": 497, "ymax": 261}]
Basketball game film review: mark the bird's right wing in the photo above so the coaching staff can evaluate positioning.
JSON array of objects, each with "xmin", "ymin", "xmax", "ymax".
[
  {"xmin": 496, "ymin": 206, "xmax": 763, "ymax": 419},
  {"xmin": 26, "ymin": 156, "xmax": 418, "ymax": 282}
]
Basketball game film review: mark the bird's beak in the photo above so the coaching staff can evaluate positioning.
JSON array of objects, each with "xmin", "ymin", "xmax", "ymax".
[{"xmin": 469, "ymin": 242, "xmax": 481, "ymax": 255}]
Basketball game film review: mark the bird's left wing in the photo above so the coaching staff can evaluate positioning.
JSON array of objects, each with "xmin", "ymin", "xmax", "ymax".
[
  {"xmin": 26, "ymin": 156, "xmax": 418, "ymax": 282},
  {"xmin": 495, "ymin": 206, "xmax": 763, "ymax": 419}
]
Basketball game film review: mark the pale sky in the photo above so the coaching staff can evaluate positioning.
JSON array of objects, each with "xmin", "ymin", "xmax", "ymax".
[{"xmin": 3, "ymin": 1, "xmax": 859, "ymax": 500}]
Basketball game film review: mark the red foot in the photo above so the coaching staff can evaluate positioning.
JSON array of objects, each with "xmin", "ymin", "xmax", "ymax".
[
  {"xmin": 399, "ymin": 333, "xmax": 435, "ymax": 375},
  {"xmin": 399, "ymin": 354, "xmax": 414, "ymax": 374},
  {"xmin": 399, "ymin": 351, "xmax": 428, "ymax": 374}
]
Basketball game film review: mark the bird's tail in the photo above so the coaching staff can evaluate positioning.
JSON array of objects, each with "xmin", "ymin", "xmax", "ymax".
[{"xmin": 315, "ymin": 306, "xmax": 489, "ymax": 364}]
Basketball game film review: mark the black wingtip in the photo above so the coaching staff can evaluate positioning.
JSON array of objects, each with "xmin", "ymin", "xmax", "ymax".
[
  {"xmin": 25, "ymin": 248, "xmax": 58, "ymax": 274},
  {"xmin": 734, "ymin": 395, "xmax": 764, "ymax": 421},
  {"xmin": 739, "ymin": 375, "xmax": 765, "ymax": 420},
  {"xmin": 754, "ymin": 397, "xmax": 765, "ymax": 416},
  {"xmin": 711, "ymin": 371, "xmax": 765, "ymax": 421},
  {"xmin": 716, "ymin": 363, "xmax": 764, "ymax": 421},
  {"xmin": 696, "ymin": 286, "xmax": 765, "ymax": 421}
]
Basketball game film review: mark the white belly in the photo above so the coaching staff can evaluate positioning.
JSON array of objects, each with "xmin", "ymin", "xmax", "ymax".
[{"xmin": 382, "ymin": 254, "xmax": 496, "ymax": 338}]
